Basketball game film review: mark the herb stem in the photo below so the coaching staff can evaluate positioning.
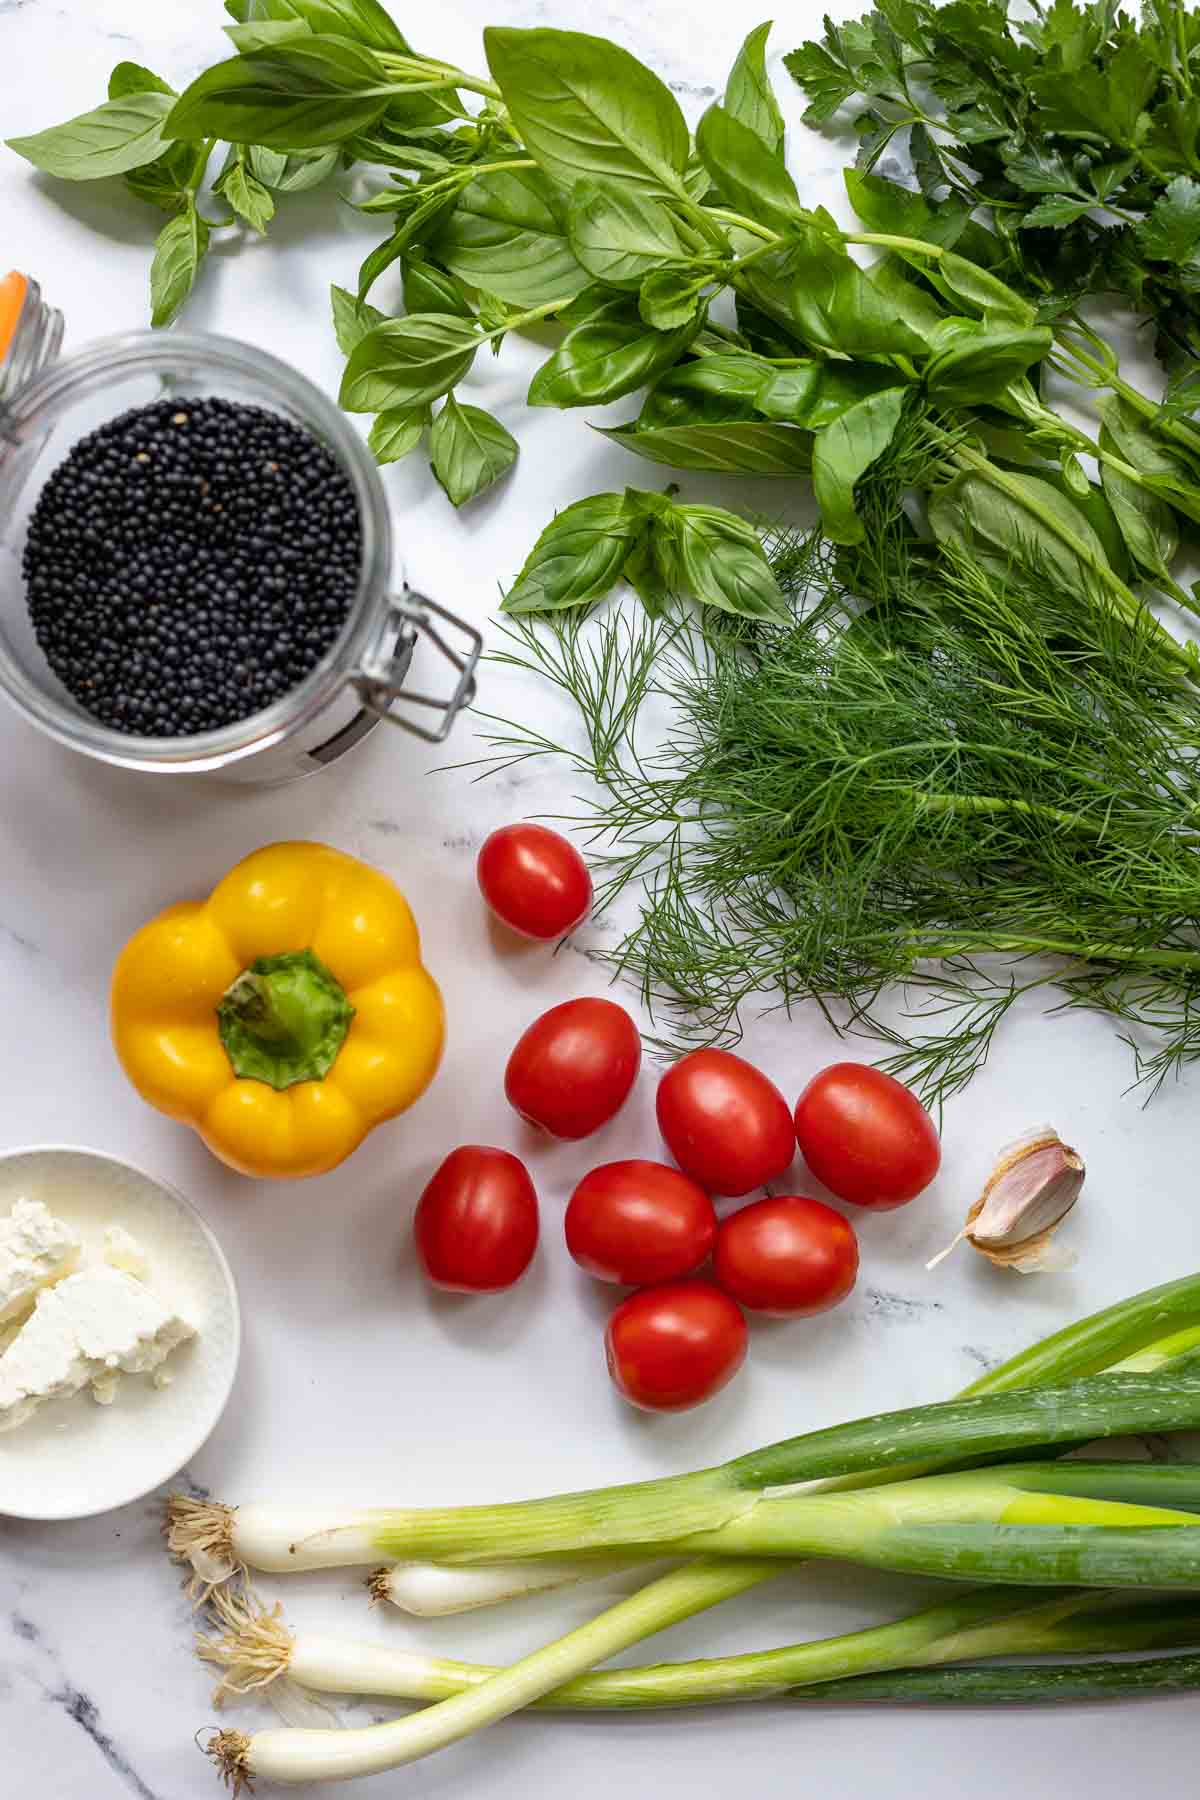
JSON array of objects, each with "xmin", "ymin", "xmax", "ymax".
[
  {"xmin": 189, "ymin": 137, "xmax": 215, "ymax": 192},
  {"xmin": 844, "ymin": 232, "xmax": 946, "ymax": 259},
  {"xmin": 703, "ymin": 207, "xmax": 780, "ymax": 242},
  {"xmin": 1052, "ymin": 332, "xmax": 1200, "ymax": 460},
  {"xmin": 917, "ymin": 933, "xmax": 1200, "ymax": 970},
  {"xmin": 485, "ymin": 295, "xmax": 579, "ymax": 337},
  {"xmin": 377, "ymin": 55, "xmax": 502, "ymax": 101},
  {"xmin": 949, "ymin": 441, "xmax": 1195, "ymax": 670}
]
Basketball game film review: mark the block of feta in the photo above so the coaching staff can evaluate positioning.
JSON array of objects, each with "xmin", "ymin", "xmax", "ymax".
[
  {"xmin": 0, "ymin": 1198, "xmax": 81, "ymax": 1329},
  {"xmin": 0, "ymin": 1266, "xmax": 195, "ymax": 1432}
]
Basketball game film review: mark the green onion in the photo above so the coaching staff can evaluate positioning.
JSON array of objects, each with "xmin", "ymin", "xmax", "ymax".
[
  {"xmin": 201, "ymin": 1583, "xmax": 1200, "ymax": 1711},
  {"xmin": 170, "ymin": 1365, "xmax": 1200, "ymax": 1578}
]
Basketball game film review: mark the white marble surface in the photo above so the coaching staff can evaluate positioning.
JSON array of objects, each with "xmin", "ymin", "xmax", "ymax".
[{"xmin": 1, "ymin": 2, "xmax": 1197, "ymax": 1795}]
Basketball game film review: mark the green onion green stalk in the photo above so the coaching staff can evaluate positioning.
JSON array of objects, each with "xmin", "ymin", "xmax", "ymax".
[
  {"xmin": 201, "ymin": 1581, "xmax": 1200, "ymax": 1712},
  {"xmin": 785, "ymin": 1654, "xmax": 1200, "ymax": 1705}
]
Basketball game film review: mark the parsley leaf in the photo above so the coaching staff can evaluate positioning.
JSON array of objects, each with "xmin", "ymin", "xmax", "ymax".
[{"xmin": 1136, "ymin": 177, "xmax": 1200, "ymax": 266}]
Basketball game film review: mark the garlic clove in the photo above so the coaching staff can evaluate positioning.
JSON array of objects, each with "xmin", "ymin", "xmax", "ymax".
[{"xmin": 927, "ymin": 1126, "xmax": 1084, "ymax": 1273}]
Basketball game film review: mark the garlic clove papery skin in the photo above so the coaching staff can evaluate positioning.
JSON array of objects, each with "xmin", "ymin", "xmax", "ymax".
[
  {"xmin": 927, "ymin": 1126, "xmax": 1085, "ymax": 1273},
  {"xmin": 969, "ymin": 1134, "xmax": 1084, "ymax": 1247},
  {"xmin": 965, "ymin": 1127, "xmax": 1084, "ymax": 1270}
]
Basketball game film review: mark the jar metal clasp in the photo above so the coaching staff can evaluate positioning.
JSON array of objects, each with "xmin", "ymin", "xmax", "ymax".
[{"xmin": 354, "ymin": 589, "xmax": 482, "ymax": 744}]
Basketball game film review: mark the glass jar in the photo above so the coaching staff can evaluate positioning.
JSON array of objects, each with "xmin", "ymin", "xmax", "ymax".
[{"xmin": 0, "ymin": 275, "xmax": 481, "ymax": 783}]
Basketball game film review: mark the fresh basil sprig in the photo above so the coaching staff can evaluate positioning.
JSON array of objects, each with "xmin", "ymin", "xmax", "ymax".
[{"xmin": 503, "ymin": 487, "xmax": 788, "ymax": 623}]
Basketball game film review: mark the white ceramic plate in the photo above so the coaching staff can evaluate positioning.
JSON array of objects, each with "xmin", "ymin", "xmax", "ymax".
[{"xmin": 0, "ymin": 1146, "xmax": 239, "ymax": 1520}]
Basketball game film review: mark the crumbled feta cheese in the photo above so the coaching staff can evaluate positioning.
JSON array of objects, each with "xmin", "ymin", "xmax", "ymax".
[
  {"xmin": 0, "ymin": 1198, "xmax": 80, "ymax": 1328},
  {"xmin": 102, "ymin": 1223, "xmax": 148, "ymax": 1280},
  {"xmin": 0, "ymin": 1266, "xmax": 195, "ymax": 1432}
]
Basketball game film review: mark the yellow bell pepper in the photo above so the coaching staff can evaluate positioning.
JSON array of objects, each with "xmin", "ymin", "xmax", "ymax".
[{"xmin": 111, "ymin": 841, "xmax": 444, "ymax": 1179}]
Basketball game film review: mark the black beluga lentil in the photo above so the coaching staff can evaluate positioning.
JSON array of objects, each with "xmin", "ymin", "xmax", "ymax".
[{"xmin": 23, "ymin": 395, "xmax": 361, "ymax": 736}]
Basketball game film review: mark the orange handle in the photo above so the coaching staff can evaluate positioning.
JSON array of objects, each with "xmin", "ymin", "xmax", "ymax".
[{"xmin": 0, "ymin": 271, "xmax": 29, "ymax": 366}]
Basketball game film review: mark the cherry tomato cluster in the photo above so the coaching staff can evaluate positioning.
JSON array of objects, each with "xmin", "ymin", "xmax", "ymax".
[{"xmin": 414, "ymin": 825, "xmax": 942, "ymax": 1413}]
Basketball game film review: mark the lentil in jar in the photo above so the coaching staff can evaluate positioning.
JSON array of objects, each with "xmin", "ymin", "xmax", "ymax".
[{"xmin": 23, "ymin": 395, "xmax": 361, "ymax": 736}]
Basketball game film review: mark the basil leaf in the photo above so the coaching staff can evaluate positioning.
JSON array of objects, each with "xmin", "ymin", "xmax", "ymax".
[
  {"xmin": 243, "ymin": 0, "xmax": 413, "ymax": 53},
  {"xmin": 8, "ymin": 90, "xmax": 174, "ymax": 180},
  {"xmin": 666, "ymin": 503, "xmax": 789, "ymax": 621},
  {"xmin": 733, "ymin": 293, "xmax": 797, "ymax": 357},
  {"xmin": 567, "ymin": 178, "xmax": 694, "ymax": 288},
  {"xmin": 602, "ymin": 419, "xmax": 812, "ymax": 475},
  {"xmin": 924, "ymin": 323, "xmax": 1052, "ymax": 404},
  {"xmin": 150, "ymin": 201, "xmax": 210, "ymax": 327},
  {"xmin": 758, "ymin": 360, "xmax": 907, "ymax": 428},
  {"xmin": 527, "ymin": 294, "xmax": 700, "ymax": 408},
  {"xmin": 164, "ymin": 39, "xmax": 391, "ymax": 148},
  {"xmin": 433, "ymin": 165, "xmax": 584, "ymax": 305},
  {"xmin": 1060, "ymin": 453, "xmax": 1091, "ymax": 500},
  {"xmin": 724, "ymin": 21, "xmax": 784, "ymax": 157},
  {"xmin": 843, "ymin": 168, "xmax": 969, "ymax": 249},
  {"xmin": 401, "ymin": 257, "xmax": 472, "ymax": 317},
  {"xmin": 863, "ymin": 254, "xmax": 946, "ymax": 340},
  {"xmin": 108, "ymin": 62, "xmax": 175, "ymax": 100},
  {"xmin": 622, "ymin": 534, "xmax": 670, "ymax": 616},
  {"xmin": 359, "ymin": 178, "xmax": 462, "ymax": 254},
  {"xmin": 429, "ymin": 394, "xmax": 518, "ymax": 505},
  {"xmin": 1096, "ymin": 395, "xmax": 1200, "ymax": 529},
  {"xmin": 330, "ymin": 282, "xmax": 386, "ymax": 354},
  {"xmin": 502, "ymin": 492, "xmax": 642, "ymax": 613},
  {"xmin": 476, "ymin": 290, "xmax": 511, "ymax": 340},
  {"xmin": 641, "ymin": 354, "xmax": 768, "ymax": 426},
  {"xmin": 354, "ymin": 138, "xmax": 455, "ymax": 175},
  {"xmin": 1100, "ymin": 428, "xmax": 1180, "ymax": 586},
  {"xmin": 1099, "ymin": 394, "xmax": 1198, "ymax": 483},
  {"xmin": 124, "ymin": 159, "xmax": 192, "ymax": 210},
  {"xmin": 375, "ymin": 189, "xmax": 462, "ymax": 267},
  {"xmin": 682, "ymin": 155, "xmax": 713, "ymax": 201},
  {"xmin": 218, "ymin": 158, "xmax": 276, "ymax": 231},
  {"xmin": 105, "ymin": 63, "xmax": 194, "ymax": 210},
  {"xmin": 638, "ymin": 268, "xmax": 707, "ymax": 330},
  {"xmin": 931, "ymin": 252, "xmax": 1035, "ymax": 327},
  {"xmin": 739, "ymin": 227, "xmax": 928, "ymax": 356},
  {"xmin": 368, "ymin": 406, "xmax": 427, "ymax": 464},
  {"xmin": 339, "ymin": 313, "xmax": 480, "ymax": 411},
  {"xmin": 929, "ymin": 468, "xmax": 1114, "ymax": 596},
  {"xmin": 359, "ymin": 179, "xmax": 450, "ymax": 214},
  {"xmin": 811, "ymin": 387, "xmax": 906, "ymax": 545},
  {"xmin": 695, "ymin": 103, "xmax": 804, "ymax": 233},
  {"xmin": 358, "ymin": 225, "xmax": 407, "ymax": 298},
  {"xmin": 484, "ymin": 26, "xmax": 689, "ymax": 200},
  {"xmin": 555, "ymin": 285, "xmax": 616, "ymax": 324},
  {"xmin": 247, "ymin": 143, "xmax": 338, "ymax": 189},
  {"xmin": 226, "ymin": 18, "xmax": 313, "ymax": 51},
  {"xmin": 1018, "ymin": 459, "xmax": 1132, "ymax": 579}
]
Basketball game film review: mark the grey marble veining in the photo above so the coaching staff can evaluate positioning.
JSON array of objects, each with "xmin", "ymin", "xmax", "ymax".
[{"xmin": 1, "ymin": 2, "xmax": 1198, "ymax": 1797}]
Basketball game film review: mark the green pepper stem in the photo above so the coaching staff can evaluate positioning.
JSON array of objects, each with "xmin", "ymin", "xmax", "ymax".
[{"xmin": 217, "ymin": 949, "xmax": 355, "ymax": 1091}]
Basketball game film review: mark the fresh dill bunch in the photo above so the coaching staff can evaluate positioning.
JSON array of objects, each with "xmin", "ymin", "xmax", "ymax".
[{"xmin": 471, "ymin": 486, "xmax": 1200, "ymax": 1109}]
